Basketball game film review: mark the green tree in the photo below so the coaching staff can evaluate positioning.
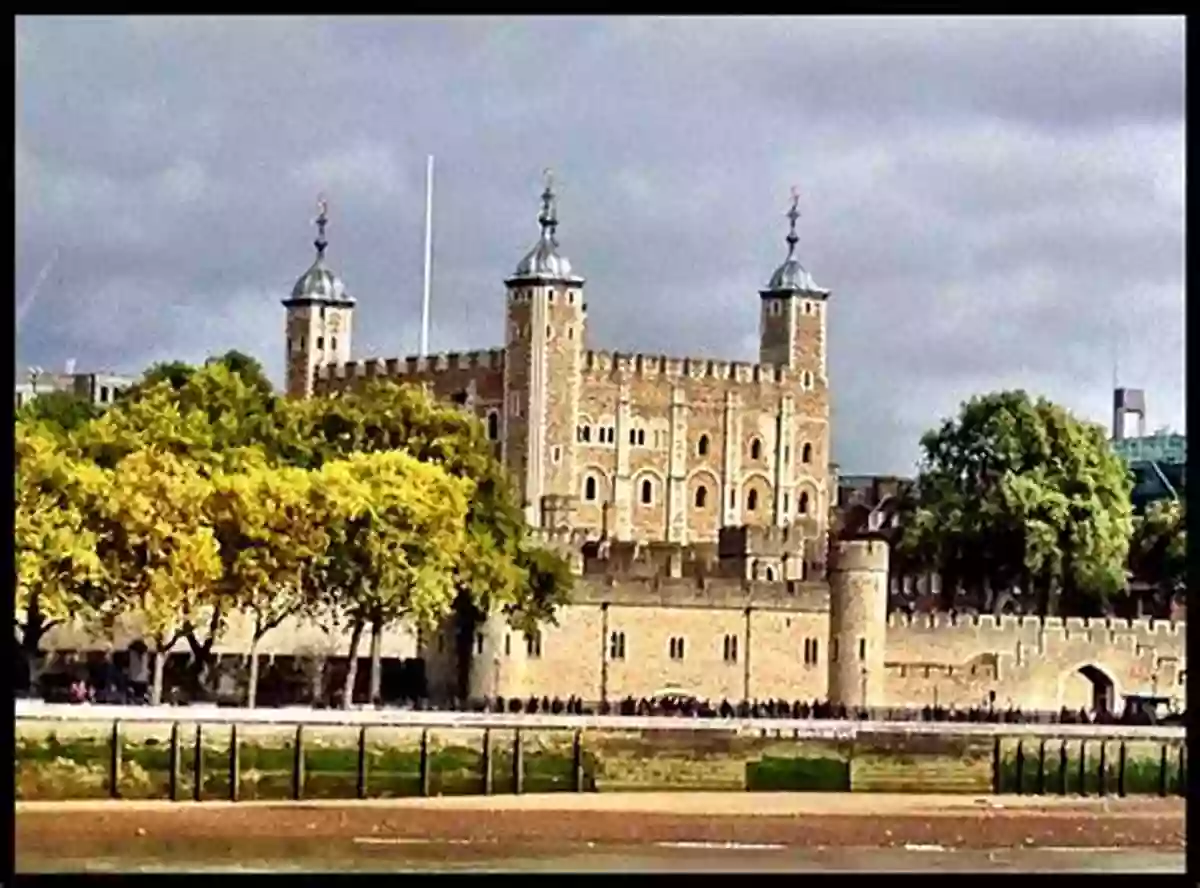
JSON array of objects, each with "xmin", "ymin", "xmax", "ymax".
[
  {"xmin": 1127, "ymin": 498, "xmax": 1185, "ymax": 616},
  {"xmin": 901, "ymin": 390, "xmax": 1134, "ymax": 616},
  {"xmin": 14, "ymin": 421, "xmax": 109, "ymax": 686},
  {"xmin": 90, "ymin": 449, "xmax": 223, "ymax": 704},
  {"xmin": 308, "ymin": 450, "xmax": 474, "ymax": 708},
  {"xmin": 16, "ymin": 389, "xmax": 101, "ymax": 434}
]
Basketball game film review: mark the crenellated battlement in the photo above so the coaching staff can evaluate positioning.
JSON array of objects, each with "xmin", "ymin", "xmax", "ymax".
[
  {"xmin": 317, "ymin": 349, "xmax": 506, "ymax": 381},
  {"xmin": 581, "ymin": 350, "xmax": 789, "ymax": 386},
  {"xmin": 884, "ymin": 612, "xmax": 1187, "ymax": 638}
]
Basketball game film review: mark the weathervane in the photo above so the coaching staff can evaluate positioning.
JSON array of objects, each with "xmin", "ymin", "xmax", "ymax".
[
  {"xmin": 314, "ymin": 193, "xmax": 329, "ymax": 257},
  {"xmin": 786, "ymin": 186, "xmax": 801, "ymax": 258}
]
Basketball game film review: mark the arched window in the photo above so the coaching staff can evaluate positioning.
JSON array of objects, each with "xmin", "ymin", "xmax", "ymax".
[
  {"xmin": 637, "ymin": 429, "xmax": 646, "ymax": 447},
  {"xmin": 750, "ymin": 438, "xmax": 762, "ymax": 460},
  {"xmin": 487, "ymin": 412, "xmax": 500, "ymax": 441},
  {"xmin": 765, "ymin": 566, "xmax": 776, "ymax": 582},
  {"xmin": 802, "ymin": 442, "xmax": 813, "ymax": 464},
  {"xmin": 585, "ymin": 477, "xmax": 597, "ymax": 502},
  {"xmin": 697, "ymin": 434, "xmax": 709, "ymax": 456},
  {"xmin": 747, "ymin": 489, "xmax": 758, "ymax": 511},
  {"xmin": 799, "ymin": 491, "xmax": 810, "ymax": 515},
  {"xmin": 695, "ymin": 486, "xmax": 708, "ymax": 508},
  {"xmin": 641, "ymin": 479, "xmax": 653, "ymax": 504}
]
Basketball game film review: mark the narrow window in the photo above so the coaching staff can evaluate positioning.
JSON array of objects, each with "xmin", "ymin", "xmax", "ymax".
[
  {"xmin": 287, "ymin": 337, "xmax": 293, "ymax": 355},
  {"xmin": 568, "ymin": 326, "xmax": 574, "ymax": 340},
  {"xmin": 799, "ymin": 492, "xmax": 810, "ymax": 515},
  {"xmin": 695, "ymin": 486, "xmax": 708, "ymax": 508},
  {"xmin": 546, "ymin": 324, "xmax": 552, "ymax": 339},
  {"xmin": 783, "ymin": 493, "xmax": 790, "ymax": 514},
  {"xmin": 585, "ymin": 477, "xmax": 597, "ymax": 502},
  {"xmin": 859, "ymin": 638, "xmax": 867, "ymax": 660},
  {"xmin": 99, "ymin": 386, "xmax": 109, "ymax": 403},
  {"xmin": 698, "ymin": 434, "xmax": 709, "ymax": 456},
  {"xmin": 330, "ymin": 336, "xmax": 338, "ymax": 351},
  {"xmin": 812, "ymin": 639, "xmax": 820, "ymax": 664},
  {"xmin": 802, "ymin": 443, "xmax": 813, "ymax": 464},
  {"xmin": 831, "ymin": 639, "xmax": 839, "ymax": 663},
  {"xmin": 750, "ymin": 438, "xmax": 762, "ymax": 460},
  {"xmin": 747, "ymin": 489, "xmax": 758, "ymax": 512},
  {"xmin": 300, "ymin": 336, "xmax": 306, "ymax": 350},
  {"xmin": 487, "ymin": 412, "xmax": 500, "ymax": 441},
  {"xmin": 723, "ymin": 634, "xmax": 738, "ymax": 663},
  {"xmin": 552, "ymin": 446, "xmax": 562, "ymax": 464},
  {"xmin": 317, "ymin": 336, "xmax": 324, "ymax": 350},
  {"xmin": 637, "ymin": 429, "xmax": 646, "ymax": 446},
  {"xmin": 476, "ymin": 633, "xmax": 485, "ymax": 655},
  {"xmin": 641, "ymin": 479, "xmax": 653, "ymax": 504},
  {"xmin": 630, "ymin": 429, "xmax": 637, "ymax": 445},
  {"xmin": 730, "ymin": 490, "xmax": 736, "ymax": 509},
  {"xmin": 669, "ymin": 637, "xmax": 686, "ymax": 661},
  {"xmin": 505, "ymin": 634, "xmax": 511, "ymax": 656},
  {"xmin": 803, "ymin": 639, "xmax": 812, "ymax": 665},
  {"xmin": 609, "ymin": 631, "xmax": 626, "ymax": 660},
  {"xmin": 526, "ymin": 631, "xmax": 542, "ymax": 658},
  {"xmin": 765, "ymin": 566, "xmax": 776, "ymax": 582}
]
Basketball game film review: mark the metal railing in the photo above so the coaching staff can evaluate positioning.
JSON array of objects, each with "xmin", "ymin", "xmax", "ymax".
[{"xmin": 17, "ymin": 702, "xmax": 1186, "ymax": 803}]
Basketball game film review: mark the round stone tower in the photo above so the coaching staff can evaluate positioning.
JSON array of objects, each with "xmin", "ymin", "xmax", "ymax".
[
  {"xmin": 467, "ymin": 612, "xmax": 529, "ymax": 703},
  {"xmin": 826, "ymin": 536, "xmax": 889, "ymax": 709}
]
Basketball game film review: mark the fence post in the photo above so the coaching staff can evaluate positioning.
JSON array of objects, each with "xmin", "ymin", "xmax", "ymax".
[
  {"xmin": 109, "ymin": 721, "xmax": 122, "ymax": 800},
  {"xmin": 1117, "ymin": 742, "xmax": 1127, "ymax": 798},
  {"xmin": 1036, "ymin": 740, "xmax": 1046, "ymax": 795},
  {"xmin": 1177, "ymin": 744, "xmax": 1186, "ymax": 797},
  {"xmin": 1077, "ymin": 740, "xmax": 1087, "ymax": 796},
  {"xmin": 229, "ymin": 723, "xmax": 240, "ymax": 803},
  {"xmin": 356, "ymin": 727, "xmax": 368, "ymax": 800},
  {"xmin": 1014, "ymin": 741, "xmax": 1025, "ymax": 794},
  {"xmin": 1058, "ymin": 740, "xmax": 1068, "ymax": 796},
  {"xmin": 572, "ymin": 729, "xmax": 584, "ymax": 793},
  {"xmin": 1097, "ymin": 742, "xmax": 1107, "ymax": 797},
  {"xmin": 481, "ymin": 729, "xmax": 493, "ymax": 796},
  {"xmin": 193, "ymin": 724, "xmax": 204, "ymax": 802},
  {"xmin": 513, "ymin": 729, "xmax": 524, "ymax": 795},
  {"xmin": 419, "ymin": 729, "xmax": 431, "ymax": 798},
  {"xmin": 992, "ymin": 738, "xmax": 1002, "ymax": 794},
  {"xmin": 1159, "ymin": 744, "xmax": 1169, "ymax": 797},
  {"xmin": 169, "ymin": 722, "xmax": 181, "ymax": 801},
  {"xmin": 292, "ymin": 725, "xmax": 304, "ymax": 801}
]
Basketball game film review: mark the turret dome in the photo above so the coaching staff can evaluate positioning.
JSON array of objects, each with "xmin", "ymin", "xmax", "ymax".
[
  {"xmin": 507, "ymin": 171, "xmax": 583, "ymax": 285},
  {"xmin": 284, "ymin": 198, "xmax": 355, "ymax": 306},
  {"xmin": 763, "ymin": 190, "xmax": 828, "ymax": 296}
]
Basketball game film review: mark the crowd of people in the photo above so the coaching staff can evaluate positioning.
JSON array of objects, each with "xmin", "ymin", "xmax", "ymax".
[{"xmin": 462, "ymin": 694, "xmax": 1161, "ymax": 725}]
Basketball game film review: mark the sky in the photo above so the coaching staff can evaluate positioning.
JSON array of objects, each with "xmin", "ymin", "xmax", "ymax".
[{"xmin": 15, "ymin": 16, "xmax": 1185, "ymax": 474}]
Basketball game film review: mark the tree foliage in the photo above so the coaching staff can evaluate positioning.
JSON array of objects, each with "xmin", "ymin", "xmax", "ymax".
[
  {"xmin": 900, "ymin": 390, "xmax": 1134, "ymax": 616},
  {"xmin": 14, "ymin": 422, "xmax": 108, "ymax": 654},
  {"xmin": 16, "ymin": 352, "xmax": 573, "ymax": 705},
  {"xmin": 15, "ymin": 389, "xmax": 101, "ymax": 435},
  {"xmin": 1127, "ymin": 498, "xmax": 1185, "ymax": 614}
]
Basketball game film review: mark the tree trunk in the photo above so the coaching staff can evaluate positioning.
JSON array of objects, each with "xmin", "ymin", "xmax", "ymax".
[
  {"xmin": 341, "ymin": 619, "xmax": 365, "ymax": 710},
  {"xmin": 19, "ymin": 603, "xmax": 53, "ymax": 696},
  {"xmin": 150, "ymin": 649, "xmax": 167, "ymax": 706},
  {"xmin": 247, "ymin": 636, "xmax": 261, "ymax": 709},
  {"xmin": 368, "ymin": 615, "xmax": 383, "ymax": 706}
]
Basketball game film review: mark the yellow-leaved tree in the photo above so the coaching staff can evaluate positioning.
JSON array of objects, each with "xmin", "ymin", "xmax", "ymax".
[
  {"xmin": 14, "ymin": 421, "xmax": 109, "ymax": 689},
  {"xmin": 91, "ymin": 449, "xmax": 223, "ymax": 704},
  {"xmin": 207, "ymin": 456, "xmax": 332, "ymax": 706}
]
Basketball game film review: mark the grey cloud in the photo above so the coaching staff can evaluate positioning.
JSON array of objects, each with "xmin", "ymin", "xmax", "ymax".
[{"xmin": 15, "ymin": 16, "xmax": 1184, "ymax": 474}]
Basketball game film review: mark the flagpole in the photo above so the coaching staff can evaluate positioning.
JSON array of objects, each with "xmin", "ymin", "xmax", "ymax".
[{"xmin": 420, "ymin": 155, "xmax": 434, "ymax": 358}]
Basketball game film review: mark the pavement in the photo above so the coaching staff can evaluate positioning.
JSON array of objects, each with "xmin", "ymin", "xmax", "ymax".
[{"xmin": 16, "ymin": 792, "xmax": 1184, "ymax": 873}]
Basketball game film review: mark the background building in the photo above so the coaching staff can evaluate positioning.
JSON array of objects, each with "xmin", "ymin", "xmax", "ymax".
[{"xmin": 14, "ymin": 367, "xmax": 136, "ymax": 411}]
